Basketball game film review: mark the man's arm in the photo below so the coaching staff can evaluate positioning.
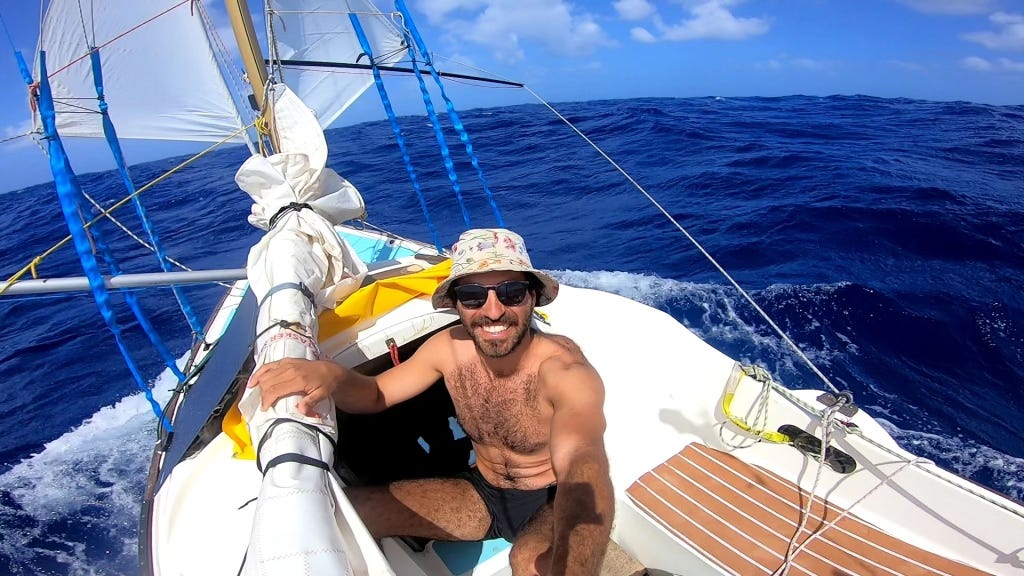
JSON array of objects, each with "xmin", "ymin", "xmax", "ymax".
[
  {"xmin": 544, "ymin": 355, "xmax": 614, "ymax": 576},
  {"xmin": 248, "ymin": 330, "xmax": 451, "ymax": 416}
]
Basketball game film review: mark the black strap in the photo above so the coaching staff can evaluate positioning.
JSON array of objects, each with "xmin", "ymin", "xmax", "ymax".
[
  {"xmin": 257, "ymin": 282, "xmax": 314, "ymax": 310},
  {"xmin": 255, "ymin": 417, "xmax": 338, "ymax": 474},
  {"xmin": 261, "ymin": 453, "xmax": 330, "ymax": 476},
  {"xmin": 268, "ymin": 202, "xmax": 313, "ymax": 229}
]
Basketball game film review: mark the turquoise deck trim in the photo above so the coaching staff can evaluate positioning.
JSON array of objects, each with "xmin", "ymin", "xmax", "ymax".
[
  {"xmin": 432, "ymin": 539, "xmax": 511, "ymax": 576},
  {"xmin": 338, "ymin": 230, "xmax": 418, "ymax": 264}
]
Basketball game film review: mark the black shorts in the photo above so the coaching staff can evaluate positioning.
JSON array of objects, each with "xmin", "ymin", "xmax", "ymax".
[{"xmin": 459, "ymin": 467, "xmax": 557, "ymax": 541}]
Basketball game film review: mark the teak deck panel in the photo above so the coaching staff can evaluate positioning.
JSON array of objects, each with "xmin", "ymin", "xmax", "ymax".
[{"xmin": 626, "ymin": 443, "xmax": 988, "ymax": 576}]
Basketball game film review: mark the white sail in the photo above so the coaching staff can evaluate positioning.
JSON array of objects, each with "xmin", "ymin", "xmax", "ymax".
[
  {"xmin": 35, "ymin": 0, "xmax": 251, "ymax": 143},
  {"xmin": 268, "ymin": 0, "xmax": 408, "ymax": 129}
]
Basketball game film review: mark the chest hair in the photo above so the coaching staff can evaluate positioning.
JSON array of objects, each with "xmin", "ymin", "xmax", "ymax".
[{"xmin": 448, "ymin": 362, "xmax": 548, "ymax": 455}]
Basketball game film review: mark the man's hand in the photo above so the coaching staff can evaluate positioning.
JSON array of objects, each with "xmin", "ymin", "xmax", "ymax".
[{"xmin": 247, "ymin": 358, "xmax": 345, "ymax": 416}]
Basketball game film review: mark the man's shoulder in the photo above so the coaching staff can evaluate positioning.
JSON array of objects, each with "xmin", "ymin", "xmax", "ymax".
[
  {"xmin": 535, "ymin": 333, "xmax": 597, "ymax": 377},
  {"xmin": 537, "ymin": 332, "xmax": 587, "ymax": 362}
]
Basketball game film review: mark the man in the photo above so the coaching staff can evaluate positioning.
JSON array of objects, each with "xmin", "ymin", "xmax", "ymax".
[{"xmin": 249, "ymin": 228, "xmax": 614, "ymax": 576}]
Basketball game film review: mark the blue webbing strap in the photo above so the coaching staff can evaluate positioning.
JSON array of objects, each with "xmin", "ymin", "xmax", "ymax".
[
  {"xmin": 402, "ymin": 47, "xmax": 472, "ymax": 229},
  {"xmin": 0, "ymin": 10, "xmax": 32, "ymax": 85},
  {"xmin": 86, "ymin": 53, "xmax": 187, "ymax": 382},
  {"xmin": 36, "ymin": 51, "xmax": 173, "ymax": 431},
  {"xmin": 348, "ymin": 13, "xmax": 443, "ymax": 253},
  {"xmin": 90, "ymin": 51, "xmax": 206, "ymax": 344},
  {"xmin": 395, "ymin": 0, "xmax": 504, "ymax": 227}
]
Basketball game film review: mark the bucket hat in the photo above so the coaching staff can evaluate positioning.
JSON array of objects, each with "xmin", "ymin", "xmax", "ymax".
[{"xmin": 431, "ymin": 228, "xmax": 559, "ymax": 309}]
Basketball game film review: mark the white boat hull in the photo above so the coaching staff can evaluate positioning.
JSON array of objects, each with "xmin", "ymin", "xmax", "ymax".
[{"xmin": 144, "ymin": 226, "xmax": 1024, "ymax": 576}]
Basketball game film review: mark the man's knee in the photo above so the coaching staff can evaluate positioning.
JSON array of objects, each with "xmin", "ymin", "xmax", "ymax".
[{"xmin": 510, "ymin": 540, "xmax": 552, "ymax": 576}]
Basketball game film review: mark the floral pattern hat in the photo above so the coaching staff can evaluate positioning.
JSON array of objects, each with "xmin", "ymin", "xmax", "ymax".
[{"xmin": 432, "ymin": 228, "xmax": 559, "ymax": 309}]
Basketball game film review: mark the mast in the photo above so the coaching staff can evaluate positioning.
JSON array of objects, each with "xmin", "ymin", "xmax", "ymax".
[{"xmin": 224, "ymin": 0, "xmax": 278, "ymax": 149}]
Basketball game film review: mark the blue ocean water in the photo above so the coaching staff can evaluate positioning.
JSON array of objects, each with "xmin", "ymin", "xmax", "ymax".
[{"xmin": 0, "ymin": 95, "xmax": 1022, "ymax": 575}]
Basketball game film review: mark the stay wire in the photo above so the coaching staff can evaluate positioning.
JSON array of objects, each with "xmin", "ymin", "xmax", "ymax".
[
  {"xmin": 1, "ymin": 121, "xmax": 256, "ymax": 297},
  {"xmin": 518, "ymin": 83, "xmax": 841, "ymax": 396}
]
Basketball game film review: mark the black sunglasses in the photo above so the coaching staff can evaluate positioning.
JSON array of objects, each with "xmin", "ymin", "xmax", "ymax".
[{"xmin": 452, "ymin": 280, "xmax": 532, "ymax": 309}]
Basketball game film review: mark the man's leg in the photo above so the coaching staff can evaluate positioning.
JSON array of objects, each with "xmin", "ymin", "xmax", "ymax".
[
  {"xmin": 345, "ymin": 478, "xmax": 491, "ymax": 540},
  {"xmin": 509, "ymin": 503, "xmax": 555, "ymax": 576}
]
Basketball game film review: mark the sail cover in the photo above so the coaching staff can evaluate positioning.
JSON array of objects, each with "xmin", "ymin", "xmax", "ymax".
[
  {"xmin": 35, "ymin": 0, "xmax": 250, "ymax": 143},
  {"xmin": 268, "ymin": 0, "xmax": 408, "ymax": 129}
]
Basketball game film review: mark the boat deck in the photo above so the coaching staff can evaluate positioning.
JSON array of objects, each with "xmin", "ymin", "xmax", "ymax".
[{"xmin": 626, "ymin": 442, "xmax": 989, "ymax": 576}]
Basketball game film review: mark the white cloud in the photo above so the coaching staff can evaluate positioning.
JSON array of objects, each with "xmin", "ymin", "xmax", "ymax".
[
  {"xmin": 631, "ymin": 27, "xmax": 658, "ymax": 43},
  {"xmin": 652, "ymin": 0, "xmax": 770, "ymax": 42},
  {"xmin": 755, "ymin": 56, "xmax": 835, "ymax": 72},
  {"xmin": 962, "ymin": 55, "xmax": 1024, "ymax": 71},
  {"xmin": 963, "ymin": 12, "xmax": 1024, "ymax": 51},
  {"xmin": 614, "ymin": 0, "xmax": 656, "ymax": 21},
  {"xmin": 415, "ymin": 0, "xmax": 612, "ymax": 63},
  {"xmin": 961, "ymin": 56, "xmax": 994, "ymax": 70},
  {"xmin": 899, "ymin": 0, "xmax": 997, "ymax": 14},
  {"xmin": 887, "ymin": 59, "xmax": 929, "ymax": 71},
  {"xmin": 419, "ymin": 0, "xmax": 491, "ymax": 25},
  {"xmin": 997, "ymin": 56, "xmax": 1024, "ymax": 70},
  {"xmin": 791, "ymin": 57, "xmax": 827, "ymax": 70}
]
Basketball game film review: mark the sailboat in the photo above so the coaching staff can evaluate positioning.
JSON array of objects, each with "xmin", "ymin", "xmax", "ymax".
[{"xmin": 5, "ymin": 0, "xmax": 1023, "ymax": 575}]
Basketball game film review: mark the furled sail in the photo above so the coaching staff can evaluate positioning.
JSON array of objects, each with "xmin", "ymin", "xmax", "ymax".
[
  {"xmin": 268, "ymin": 0, "xmax": 408, "ymax": 129},
  {"xmin": 235, "ymin": 84, "xmax": 382, "ymax": 575},
  {"xmin": 34, "ymin": 0, "xmax": 251, "ymax": 143}
]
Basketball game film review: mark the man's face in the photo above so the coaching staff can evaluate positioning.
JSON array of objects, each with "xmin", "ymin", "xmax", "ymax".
[{"xmin": 453, "ymin": 270, "xmax": 535, "ymax": 359}]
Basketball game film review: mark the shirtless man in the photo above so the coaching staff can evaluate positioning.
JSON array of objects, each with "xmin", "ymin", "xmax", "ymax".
[{"xmin": 249, "ymin": 228, "xmax": 614, "ymax": 576}]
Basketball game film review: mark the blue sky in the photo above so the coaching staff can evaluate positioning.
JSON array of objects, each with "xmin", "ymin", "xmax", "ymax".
[{"xmin": 0, "ymin": 0, "xmax": 1022, "ymax": 192}]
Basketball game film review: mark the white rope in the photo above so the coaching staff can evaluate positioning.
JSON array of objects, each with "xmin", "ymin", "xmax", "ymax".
[
  {"xmin": 773, "ymin": 399, "xmax": 844, "ymax": 576},
  {"xmin": 81, "ymin": 192, "xmax": 193, "ymax": 272},
  {"xmin": 765, "ymin": 377, "xmax": 1024, "ymax": 521},
  {"xmin": 777, "ymin": 454, "xmax": 931, "ymax": 575}
]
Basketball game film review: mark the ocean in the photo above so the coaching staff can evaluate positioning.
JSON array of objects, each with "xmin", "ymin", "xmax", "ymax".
[{"xmin": 0, "ymin": 95, "xmax": 1021, "ymax": 575}]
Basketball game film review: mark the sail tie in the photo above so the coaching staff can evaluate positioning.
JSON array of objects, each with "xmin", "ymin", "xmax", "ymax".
[
  {"xmin": 255, "ymin": 418, "xmax": 337, "ymax": 475},
  {"xmin": 268, "ymin": 202, "xmax": 312, "ymax": 229}
]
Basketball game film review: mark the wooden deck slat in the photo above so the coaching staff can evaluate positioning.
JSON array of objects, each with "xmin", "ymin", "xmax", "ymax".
[{"xmin": 626, "ymin": 443, "xmax": 990, "ymax": 576}]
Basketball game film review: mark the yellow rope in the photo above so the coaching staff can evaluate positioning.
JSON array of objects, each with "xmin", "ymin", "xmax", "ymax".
[{"xmin": 0, "ymin": 121, "xmax": 256, "ymax": 297}]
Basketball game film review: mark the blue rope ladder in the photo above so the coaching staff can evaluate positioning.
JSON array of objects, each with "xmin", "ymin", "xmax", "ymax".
[
  {"xmin": 90, "ymin": 51, "xmax": 206, "ymax": 343},
  {"xmin": 35, "ymin": 51, "xmax": 175, "ymax": 431},
  {"xmin": 395, "ymin": 0, "xmax": 504, "ymax": 228},
  {"xmin": 349, "ymin": 12, "xmax": 444, "ymax": 254},
  {"xmin": 352, "ymin": 3, "xmax": 508, "ymax": 252}
]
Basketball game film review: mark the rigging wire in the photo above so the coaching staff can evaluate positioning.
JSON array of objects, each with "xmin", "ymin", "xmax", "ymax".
[
  {"xmin": 518, "ymin": 83, "xmax": 841, "ymax": 396},
  {"xmin": 0, "ymin": 121, "xmax": 256, "ymax": 297},
  {"xmin": 347, "ymin": 11, "xmax": 443, "ymax": 253},
  {"xmin": 0, "ymin": 131, "xmax": 34, "ymax": 144},
  {"xmin": 395, "ymin": 0, "xmax": 504, "ymax": 227},
  {"xmin": 80, "ymin": 192, "xmax": 194, "ymax": 272}
]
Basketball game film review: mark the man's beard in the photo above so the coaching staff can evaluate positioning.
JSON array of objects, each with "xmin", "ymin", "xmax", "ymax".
[{"xmin": 463, "ymin": 312, "xmax": 531, "ymax": 358}]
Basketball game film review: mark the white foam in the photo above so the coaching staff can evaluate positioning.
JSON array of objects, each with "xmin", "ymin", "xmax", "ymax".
[
  {"xmin": 879, "ymin": 418, "xmax": 1024, "ymax": 502},
  {"xmin": 550, "ymin": 269, "xmax": 854, "ymax": 381},
  {"xmin": 0, "ymin": 355, "xmax": 186, "ymax": 575}
]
